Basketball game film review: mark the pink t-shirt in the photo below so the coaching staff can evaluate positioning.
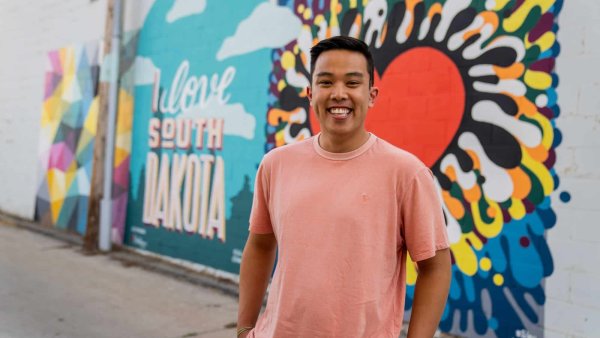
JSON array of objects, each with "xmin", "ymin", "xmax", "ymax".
[{"xmin": 248, "ymin": 134, "xmax": 449, "ymax": 338}]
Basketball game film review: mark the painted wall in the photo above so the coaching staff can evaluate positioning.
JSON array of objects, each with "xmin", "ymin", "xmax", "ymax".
[
  {"xmin": 34, "ymin": 40, "xmax": 135, "ymax": 242},
  {"xmin": 35, "ymin": 42, "xmax": 102, "ymax": 234},
  {"xmin": 121, "ymin": 1, "xmax": 579, "ymax": 337},
  {"xmin": 124, "ymin": 0, "xmax": 273, "ymax": 277},
  {"xmin": 266, "ymin": 2, "xmax": 561, "ymax": 338},
  {"xmin": 0, "ymin": 0, "xmax": 107, "ymax": 219},
  {"xmin": 1, "ymin": 0, "xmax": 598, "ymax": 337},
  {"xmin": 24, "ymin": 0, "xmax": 150, "ymax": 241}
]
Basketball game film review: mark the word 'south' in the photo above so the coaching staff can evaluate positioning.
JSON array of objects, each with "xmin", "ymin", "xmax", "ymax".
[{"xmin": 148, "ymin": 117, "xmax": 224, "ymax": 150}]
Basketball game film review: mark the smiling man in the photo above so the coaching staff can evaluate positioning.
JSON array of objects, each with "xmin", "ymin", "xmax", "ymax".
[{"xmin": 237, "ymin": 36, "xmax": 451, "ymax": 338}]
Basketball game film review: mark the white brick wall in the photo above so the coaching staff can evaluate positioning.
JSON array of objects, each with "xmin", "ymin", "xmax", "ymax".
[
  {"xmin": 0, "ymin": 0, "xmax": 106, "ymax": 218},
  {"xmin": 547, "ymin": 0, "xmax": 600, "ymax": 336}
]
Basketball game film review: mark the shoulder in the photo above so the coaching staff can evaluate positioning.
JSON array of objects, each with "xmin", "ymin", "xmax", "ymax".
[{"xmin": 370, "ymin": 136, "xmax": 428, "ymax": 175}]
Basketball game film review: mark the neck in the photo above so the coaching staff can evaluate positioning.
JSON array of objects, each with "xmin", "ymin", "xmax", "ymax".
[{"xmin": 318, "ymin": 130, "xmax": 370, "ymax": 153}]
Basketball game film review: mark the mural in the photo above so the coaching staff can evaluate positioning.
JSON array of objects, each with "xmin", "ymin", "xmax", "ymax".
[
  {"xmin": 122, "ymin": 0, "xmax": 562, "ymax": 336},
  {"xmin": 32, "ymin": 0, "xmax": 568, "ymax": 334},
  {"xmin": 266, "ymin": 0, "xmax": 562, "ymax": 337},
  {"xmin": 36, "ymin": 41, "xmax": 133, "ymax": 242},
  {"xmin": 35, "ymin": 42, "xmax": 101, "ymax": 234},
  {"xmin": 124, "ymin": 0, "xmax": 275, "ymax": 275}
]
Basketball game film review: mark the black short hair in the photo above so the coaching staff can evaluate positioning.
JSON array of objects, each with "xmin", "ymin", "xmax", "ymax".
[{"xmin": 309, "ymin": 36, "xmax": 374, "ymax": 87}]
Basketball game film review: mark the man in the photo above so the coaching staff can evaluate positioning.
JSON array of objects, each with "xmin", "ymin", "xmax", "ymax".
[{"xmin": 237, "ymin": 36, "xmax": 451, "ymax": 338}]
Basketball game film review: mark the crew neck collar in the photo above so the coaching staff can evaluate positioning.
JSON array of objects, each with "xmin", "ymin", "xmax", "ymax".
[{"xmin": 313, "ymin": 133, "xmax": 376, "ymax": 161}]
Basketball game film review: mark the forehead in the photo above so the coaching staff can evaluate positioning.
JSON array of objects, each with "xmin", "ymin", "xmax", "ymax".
[{"xmin": 313, "ymin": 49, "xmax": 369, "ymax": 75}]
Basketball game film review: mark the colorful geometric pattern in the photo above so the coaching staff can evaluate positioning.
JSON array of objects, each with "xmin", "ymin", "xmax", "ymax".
[
  {"xmin": 36, "ymin": 41, "xmax": 134, "ymax": 243},
  {"xmin": 265, "ymin": 0, "xmax": 563, "ymax": 337},
  {"xmin": 110, "ymin": 32, "xmax": 138, "ymax": 244},
  {"xmin": 110, "ymin": 86, "xmax": 134, "ymax": 243},
  {"xmin": 36, "ymin": 43, "xmax": 101, "ymax": 234}
]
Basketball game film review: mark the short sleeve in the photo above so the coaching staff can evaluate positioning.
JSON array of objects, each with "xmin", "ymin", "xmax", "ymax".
[
  {"xmin": 400, "ymin": 167, "xmax": 449, "ymax": 262},
  {"xmin": 248, "ymin": 161, "xmax": 274, "ymax": 234}
]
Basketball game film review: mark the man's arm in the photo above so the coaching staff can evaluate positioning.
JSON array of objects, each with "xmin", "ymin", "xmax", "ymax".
[
  {"xmin": 407, "ymin": 248, "xmax": 451, "ymax": 338},
  {"xmin": 237, "ymin": 232, "xmax": 277, "ymax": 337}
]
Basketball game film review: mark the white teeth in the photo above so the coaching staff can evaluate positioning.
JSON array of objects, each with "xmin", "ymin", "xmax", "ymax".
[{"xmin": 329, "ymin": 108, "xmax": 351, "ymax": 115}]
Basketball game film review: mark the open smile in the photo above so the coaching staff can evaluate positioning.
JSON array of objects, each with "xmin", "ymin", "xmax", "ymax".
[{"xmin": 327, "ymin": 107, "xmax": 352, "ymax": 120}]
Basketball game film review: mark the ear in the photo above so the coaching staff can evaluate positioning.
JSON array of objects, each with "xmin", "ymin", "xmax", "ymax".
[
  {"xmin": 368, "ymin": 86, "xmax": 379, "ymax": 108},
  {"xmin": 306, "ymin": 86, "xmax": 312, "ymax": 102}
]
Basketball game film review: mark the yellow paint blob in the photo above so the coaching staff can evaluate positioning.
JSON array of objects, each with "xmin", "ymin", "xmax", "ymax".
[
  {"xmin": 480, "ymin": 257, "xmax": 492, "ymax": 271},
  {"xmin": 529, "ymin": 112, "xmax": 554, "ymax": 149},
  {"xmin": 526, "ymin": 31, "xmax": 556, "ymax": 53},
  {"xmin": 116, "ymin": 89, "xmax": 134, "ymax": 133},
  {"xmin": 524, "ymin": 69, "xmax": 552, "ymax": 91},
  {"xmin": 84, "ymin": 97, "xmax": 99, "ymax": 134},
  {"xmin": 303, "ymin": 8, "xmax": 313, "ymax": 20},
  {"xmin": 277, "ymin": 79, "xmax": 286, "ymax": 92},
  {"xmin": 50, "ymin": 198, "xmax": 64, "ymax": 223},
  {"xmin": 451, "ymin": 236, "xmax": 478, "ymax": 276},
  {"xmin": 281, "ymin": 51, "xmax": 295, "ymax": 70},
  {"xmin": 406, "ymin": 254, "xmax": 417, "ymax": 285},
  {"xmin": 466, "ymin": 232, "xmax": 483, "ymax": 251},
  {"xmin": 314, "ymin": 14, "xmax": 325, "ymax": 26},
  {"xmin": 275, "ymin": 130, "xmax": 285, "ymax": 147},
  {"xmin": 503, "ymin": 0, "xmax": 553, "ymax": 33},
  {"xmin": 508, "ymin": 197, "xmax": 526, "ymax": 220},
  {"xmin": 493, "ymin": 273, "xmax": 504, "ymax": 286},
  {"xmin": 297, "ymin": 4, "xmax": 305, "ymax": 13}
]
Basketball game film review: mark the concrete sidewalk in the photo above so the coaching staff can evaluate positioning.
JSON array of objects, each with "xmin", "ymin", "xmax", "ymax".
[{"xmin": 0, "ymin": 221, "xmax": 239, "ymax": 338}]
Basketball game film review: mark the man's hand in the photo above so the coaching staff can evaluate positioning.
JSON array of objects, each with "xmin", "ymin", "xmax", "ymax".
[
  {"xmin": 237, "ymin": 232, "xmax": 277, "ymax": 335},
  {"xmin": 407, "ymin": 248, "xmax": 451, "ymax": 338}
]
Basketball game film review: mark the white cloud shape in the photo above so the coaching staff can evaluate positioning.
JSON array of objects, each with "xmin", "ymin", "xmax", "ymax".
[
  {"xmin": 166, "ymin": 0, "xmax": 207, "ymax": 23},
  {"xmin": 122, "ymin": 56, "xmax": 159, "ymax": 85},
  {"xmin": 216, "ymin": 2, "xmax": 302, "ymax": 61},
  {"xmin": 179, "ymin": 98, "xmax": 256, "ymax": 140}
]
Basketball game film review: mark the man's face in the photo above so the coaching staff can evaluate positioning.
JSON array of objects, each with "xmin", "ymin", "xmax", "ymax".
[{"xmin": 307, "ymin": 49, "xmax": 378, "ymax": 141}]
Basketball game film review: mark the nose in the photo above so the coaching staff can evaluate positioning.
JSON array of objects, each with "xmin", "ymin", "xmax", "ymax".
[{"xmin": 330, "ymin": 83, "xmax": 348, "ymax": 101}]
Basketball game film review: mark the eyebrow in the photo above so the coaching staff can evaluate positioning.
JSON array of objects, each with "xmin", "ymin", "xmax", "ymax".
[{"xmin": 315, "ymin": 72, "xmax": 364, "ymax": 78}]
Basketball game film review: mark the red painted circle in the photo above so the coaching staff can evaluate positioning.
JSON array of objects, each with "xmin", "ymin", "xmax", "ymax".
[
  {"xmin": 310, "ymin": 47, "xmax": 465, "ymax": 167},
  {"xmin": 368, "ymin": 47, "xmax": 465, "ymax": 167}
]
